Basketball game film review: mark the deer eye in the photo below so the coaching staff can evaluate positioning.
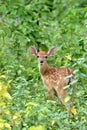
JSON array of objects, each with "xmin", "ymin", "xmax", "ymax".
[
  {"xmin": 45, "ymin": 56, "xmax": 47, "ymax": 58},
  {"xmin": 37, "ymin": 56, "xmax": 39, "ymax": 58}
]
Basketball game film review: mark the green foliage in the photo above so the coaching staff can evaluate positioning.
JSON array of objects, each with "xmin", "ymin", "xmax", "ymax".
[{"xmin": 0, "ymin": 0, "xmax": 87, "ymax": 129}]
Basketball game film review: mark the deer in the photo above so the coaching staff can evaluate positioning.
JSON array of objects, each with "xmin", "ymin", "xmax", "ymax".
[{"xmin": 30, "ymin": 46, "xmax": 75, "ymax": 113}]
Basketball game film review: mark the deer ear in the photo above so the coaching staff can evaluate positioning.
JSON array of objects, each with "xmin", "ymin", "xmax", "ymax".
[
  {"xmin": 30, "ymin": 46, "xmax": 37, "ymax": 56},
  {"xmin": 47, "ymin": 47, "xmax": 56, "ymax": 56}
]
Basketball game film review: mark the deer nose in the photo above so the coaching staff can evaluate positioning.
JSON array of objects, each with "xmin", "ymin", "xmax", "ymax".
[{"xmin": 40, "ymin": 60, "xmax": 44, "ymax": 64}]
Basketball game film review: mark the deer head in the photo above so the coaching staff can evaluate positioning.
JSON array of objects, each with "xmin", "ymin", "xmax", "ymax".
[{"xmin": 30, "ymin": 46, "xmax": 55, "ymax": 65}]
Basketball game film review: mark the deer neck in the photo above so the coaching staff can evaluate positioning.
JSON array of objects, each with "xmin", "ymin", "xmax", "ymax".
[{"xmin": 39, "ymin": 62, "xmax": 49, "ymax": 75}]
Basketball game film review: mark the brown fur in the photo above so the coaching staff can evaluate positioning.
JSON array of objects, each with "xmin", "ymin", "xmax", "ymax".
[{"xmin": 30, "ymin": 47, "xmax": 75, "ymax": 112}]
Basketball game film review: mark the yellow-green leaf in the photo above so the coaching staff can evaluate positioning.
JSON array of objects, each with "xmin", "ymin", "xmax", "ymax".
[
  {"xmin": 29, "ymin": 125, "xmax": 46, "ymax": 130},
  {"xmin": 64, "ymin": 96, "xmax": 71, "ymax": 103}
]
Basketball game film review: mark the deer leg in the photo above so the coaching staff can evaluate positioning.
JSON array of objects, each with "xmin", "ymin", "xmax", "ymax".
[
  {"xmin": 58, "ymin": 99, "xmax": 62, "ymax": 104},
  {"xmin": 57, "ymin": 90, "xmax": 71, "ymax": 113},
  {"xmin": 56, "ymin": 92, "xmax": 62, "ymax": 104},
  {"xmin": 48, "ymin": 88, "xmax": 54, "ymax": 100}
]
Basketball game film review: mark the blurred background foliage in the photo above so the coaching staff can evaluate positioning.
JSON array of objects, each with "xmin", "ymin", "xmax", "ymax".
[{"xmin": 0, "ymin": 0, "xmax": 87, "ymax": 129}]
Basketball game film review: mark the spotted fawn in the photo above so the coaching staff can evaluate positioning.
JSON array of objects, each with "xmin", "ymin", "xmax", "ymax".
[{"xmin": 30, "ymin": 46, "xmax": 75, "ymax": 112}]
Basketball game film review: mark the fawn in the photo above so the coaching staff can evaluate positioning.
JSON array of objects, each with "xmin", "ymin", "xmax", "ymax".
[{"xmin": 30, "ymin": 46, "xmax": 75, "ymax": 112}]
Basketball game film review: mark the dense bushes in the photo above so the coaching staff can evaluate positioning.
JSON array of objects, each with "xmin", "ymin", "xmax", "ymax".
[{"xmin": 0, "ymin": 0, "xmax": 87, "ymax": 129}]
